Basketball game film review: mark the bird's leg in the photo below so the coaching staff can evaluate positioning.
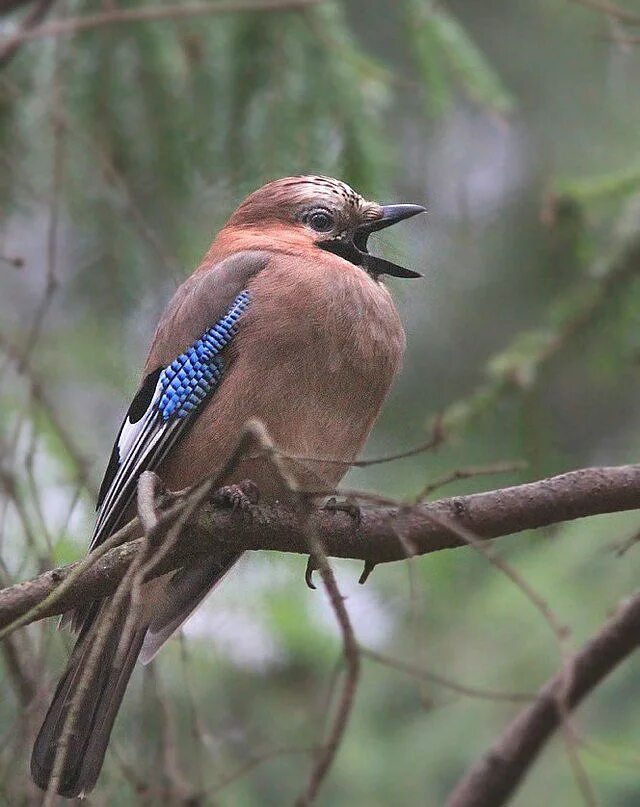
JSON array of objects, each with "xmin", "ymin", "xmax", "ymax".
[{"xmin": 211, "ymin": 479, "xmax": 259, "ymax": 512}]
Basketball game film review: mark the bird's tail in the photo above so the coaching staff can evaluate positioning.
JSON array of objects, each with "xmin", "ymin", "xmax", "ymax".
[{"xmin": 31, "ymin": 606, "xmax": 146, "ymax": 799}]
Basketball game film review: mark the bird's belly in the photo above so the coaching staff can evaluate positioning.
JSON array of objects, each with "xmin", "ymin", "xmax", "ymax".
[
  {"xmin": 161, "ymin": 341, "xmax": 399, "ymax": 498},
  {"xmin": 160, "ymin": 353, "xmax": 388, "ymax": 498},
  {"xmin": 160, "ymin": 268, "xmax": 405, "ymax": 499}
]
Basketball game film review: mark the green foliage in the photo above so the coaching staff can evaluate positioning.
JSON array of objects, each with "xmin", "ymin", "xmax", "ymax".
[
  {"xmin": 403, "ymin": 0, "xmax": 515, "ymax": 118},
  {"xmin": 555, "ymin": 163, "xmax": 640, "ymax": 205}
]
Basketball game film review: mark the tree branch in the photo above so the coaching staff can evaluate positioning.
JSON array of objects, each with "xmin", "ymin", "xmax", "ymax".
[
  {"xmin": 0, "ymin": 0, "xmax": 56, "ymax": 70},
  {"xmin": 445, "ymin": 588, "xmax": 640, "ymax": 807},
  {"xmin": 0, "ymin": 0, "xmax": 325, "ymax": 50},
  {"xmin": 1, "ymin": 464, "xmax": 640, "ymax": 632},
  {"xmin": 568, "ymin": 0, "xmax": 640, "ymax": 25}
]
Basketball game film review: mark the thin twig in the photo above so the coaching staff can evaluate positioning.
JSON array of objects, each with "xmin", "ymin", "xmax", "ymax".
[
  {"xmin": 445, "ymin": 589, "xmax": 640, "ymax": 807},
  {"xmin": 42, "ymin": 521, "xmax": 159, "ymax": 804},
  {"xmin": 0, "ymin": 519, "xmax": 138, "ymax": 640},
  {"xmin": 235, "ymin": 422, "xmax": 361, "ymax": 807},
  {"xmin": 417, "ymin": 460, "xmax": 526, "ymax": 500},
  {"xmin": 0, "ymin": 330, "xmax": 97, "ymax": 497},
  {"xmin": 425, "ymin": 510, "xmax": 599, "ymax": 805},
  {"xmin": 146, "ymin": 663, "xmax": 196, "ymax": 802},
  {"xmin": 361, "ymin": 647, "xmax": 533, "ymax": 703},
  {"xmin": 280, "ymin": 416, "xmax": 445, "ymax": 469},
  {"xmin": 568, "ymin": 0, "xmax": 640, "ymax": 24},
  {"xmin": 0, "ymin": 0, "xmax": 56, "ymax": 68},
  {"xmin": 209, "ymin": 746, "xmax": 318, "ymax": 794},
  {"xmin": 295, "ymin": 549, "xmax": 359, "ymax": 805}
]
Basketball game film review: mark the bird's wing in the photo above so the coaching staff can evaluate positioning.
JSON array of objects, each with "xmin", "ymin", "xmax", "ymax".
[{"xmin": 89, "ymin": 250, "xmax": 270, "ymax": 552}]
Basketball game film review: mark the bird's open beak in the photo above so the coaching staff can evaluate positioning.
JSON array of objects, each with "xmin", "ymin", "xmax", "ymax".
[
  {"xmin": 353, "ymin": 205, "xmax": 427, "ymax": 277},
  {"xmin": 318, "ymin": 201, "xmax": 426, "ymax": 279},
  {"xmin": 354, "ymin": 203, "xmax": 426, "ymax": 278}
]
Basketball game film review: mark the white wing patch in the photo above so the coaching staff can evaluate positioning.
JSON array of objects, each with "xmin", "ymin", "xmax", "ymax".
[
  {"xmin": 116, "ymin": 376, "xmax": 162, "ymax": 459},
  {"xmin": 90, "ymin": 373, "xmax": 185, "ymax": 551},
  {"xmin": 90, "ymin": 289, "xmax": 251, "ymax": 553}
]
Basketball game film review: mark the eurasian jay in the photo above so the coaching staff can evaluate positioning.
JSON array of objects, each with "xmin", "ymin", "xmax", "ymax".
[{"xmin": 31, "ymin": 175, "xmax": 425, "ymax": 797}]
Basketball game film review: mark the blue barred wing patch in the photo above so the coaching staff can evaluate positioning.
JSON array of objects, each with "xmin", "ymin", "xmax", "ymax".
[
  {"xmin": 157, "ymin": 290, "xmax": 250, "ymax": 420},
  {"xmin": 89, "ymin": 290, "xmax": 251, "ymax": 553}
]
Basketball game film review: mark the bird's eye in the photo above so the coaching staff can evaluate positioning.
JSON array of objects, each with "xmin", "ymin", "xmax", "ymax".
[{"xmin": 306, "ymin": 210, "xmax": 334, "ymax": 232}]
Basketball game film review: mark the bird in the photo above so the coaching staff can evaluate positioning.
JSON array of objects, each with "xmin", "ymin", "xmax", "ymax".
[{"xmin": 31, "ymin": 174, "xmax": 425, "ymax": 798}]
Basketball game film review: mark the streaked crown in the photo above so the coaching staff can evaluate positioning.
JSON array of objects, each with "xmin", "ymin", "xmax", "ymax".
[
  {"xmin": 227, "ymin": 175, "xmax": 382, "ymax": 239},
  {"xmin": 227, "ymin": 175, "xmax": 426, "ymax": 279}
]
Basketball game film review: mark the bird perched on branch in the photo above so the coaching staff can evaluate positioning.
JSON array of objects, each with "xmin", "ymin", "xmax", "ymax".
[{"xmin": 31, "ymin": 175, "xmax": 425, "ymax": 797}]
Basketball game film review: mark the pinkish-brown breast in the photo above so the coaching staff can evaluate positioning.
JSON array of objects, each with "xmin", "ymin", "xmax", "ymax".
[{"xmin": 160, "ymin": 248, "xmax": 405, "ymax": 498}]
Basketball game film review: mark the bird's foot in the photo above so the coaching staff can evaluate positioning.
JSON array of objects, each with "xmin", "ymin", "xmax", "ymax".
[
  {"xmin": 309, "ymin": 496, "xmax": 374, "ymax": 587},
  {"xmin": 322, "ymin": 495, "xmax": 362, "ymax": 526},
  {"xmin": 212, "ymin": 480, "xmax": 259, "ymax": 513},
  {"xmin": 305, "ymin": 554, "xmax": 376, "ymax": 588}
]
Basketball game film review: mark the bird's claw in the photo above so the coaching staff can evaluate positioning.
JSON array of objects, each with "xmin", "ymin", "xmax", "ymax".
[
  {"xmin": 305, "ymin": 555, "xmax": 318, "ymax": 590},
  {"xmin": 322, "ymin": 496, "xmax": 362, "ymax": 526},
  {"xmin": 358, "ymin": 560, "xmax": 376, "ymax": 585},
  {"xmin": 212, "ymin": 480, "xmax": 259, "ymax": 513}
]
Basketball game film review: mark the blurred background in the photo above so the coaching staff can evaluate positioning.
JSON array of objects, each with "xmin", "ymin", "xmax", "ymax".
[{"xmin": 2, "ymin": 0, "xmax": 640, "ymax": 804}]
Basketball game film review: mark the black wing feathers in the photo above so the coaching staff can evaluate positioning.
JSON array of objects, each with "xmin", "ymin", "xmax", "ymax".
[{"xmin": 96, "ymin": 367, "xmax": 162, "ymax": 510}]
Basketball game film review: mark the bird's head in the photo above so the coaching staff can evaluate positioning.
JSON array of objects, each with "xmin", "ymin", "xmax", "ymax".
[{"xmin": 226, "ymin": 175, "xmax": 426, "ymax": 279}]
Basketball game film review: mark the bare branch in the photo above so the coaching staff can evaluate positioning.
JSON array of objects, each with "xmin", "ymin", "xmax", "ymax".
[
  {"xmin": 1, "ymin": 464, "xmax": 640, "ymax": 632},
  {"xmin": 1, "ymin": 633, "xmax": 37, "ymax": 706},
  {"xmin": 605, "ymin": 31, "xmax": 640, "ymax": 42},
  {"xmin": 0, "ymin": 330, "xmax": 98, "ymax": 497},
  {"xmin": 0, "ymin": 0, "xmax": 40, "ymax": 14},
  {"xmin": 445, "ymin": 589, "xmax": 640, "ymax": 807},
  {"xmin": 0, "ymin": 0, "xmax": 55, "ymax": 68},
  {"xmin": 568, "ymin": 0, "xmax": 640, "ymax": 25},
  {"xmin": 360, "ymin": 647, "xmax": 533, "ymax": 704},
  {"xmin": 295, "ymin": 548, "xmax": 359, "ymax": 806},
  {"xmin": 0, "ymin": 0, "xmax": 326, "ymax": 50}
]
